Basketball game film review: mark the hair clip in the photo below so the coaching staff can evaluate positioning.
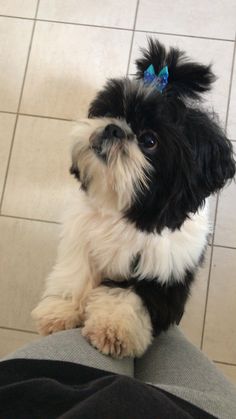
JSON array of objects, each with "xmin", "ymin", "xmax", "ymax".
[{"xmin": 144, "ymin": 64, "xmax": 169, "ymax": 93}]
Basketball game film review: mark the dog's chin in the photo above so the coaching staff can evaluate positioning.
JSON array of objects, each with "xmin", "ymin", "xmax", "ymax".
[{"xmin": 80, "ymin": 145, "xmax": 137, "ymax": 212}]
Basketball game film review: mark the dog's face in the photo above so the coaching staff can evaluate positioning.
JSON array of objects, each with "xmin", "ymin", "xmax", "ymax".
[
  {"xmin": 70, "ymin": 111, "xmax": 152, "ymax": 212},
  {"xmin": 71, "ymin": 39, "xmax": 235, "ymax": 233}
]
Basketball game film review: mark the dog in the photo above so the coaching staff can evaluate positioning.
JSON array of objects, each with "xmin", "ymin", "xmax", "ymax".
[{"xmin": 32, "ymin": 39, "xmax": 235, "ymax": 358}]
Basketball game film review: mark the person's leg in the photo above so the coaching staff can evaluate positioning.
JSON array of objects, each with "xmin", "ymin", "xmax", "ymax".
[
  {"xmin": 135, "ymin": 326, "xmax": 236, "ymax": 419},
  {"xmin": 2, "ymin": 328, "xmax": 134, "ymax": 377}
]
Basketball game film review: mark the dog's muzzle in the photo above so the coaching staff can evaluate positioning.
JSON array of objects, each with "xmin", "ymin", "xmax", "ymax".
[{"xmin": 89, "ymin": 124, "xmax": 126, "ymax": 160}]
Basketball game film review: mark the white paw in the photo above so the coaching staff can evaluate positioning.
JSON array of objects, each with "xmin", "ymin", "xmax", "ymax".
[
  {"xmin": 81, "ymin": 286, "xmax": 153, "ymax": 358},
  {"xmin": 32, "ymin": 297, "xmax": 84, "ymax": 336},
  {"xmin": 82, "ymin": 316, "xmax": 133, "ymax": 358}
]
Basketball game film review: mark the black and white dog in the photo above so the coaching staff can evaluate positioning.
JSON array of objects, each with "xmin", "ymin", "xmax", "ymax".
[{"xmin": 32, "ymin": 39, "xmax": 235, "ymax": 358}]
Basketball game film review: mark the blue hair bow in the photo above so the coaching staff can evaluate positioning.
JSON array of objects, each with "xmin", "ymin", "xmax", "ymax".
[{"xmin": 144, "ymin": 64, "xmax": 169, "ymax": 93}]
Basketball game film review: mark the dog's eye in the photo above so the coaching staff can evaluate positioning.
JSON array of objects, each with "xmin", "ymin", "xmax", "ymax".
[{"xmin": 138, "ymin": 132, "xmax": 158, "ymax": 150}]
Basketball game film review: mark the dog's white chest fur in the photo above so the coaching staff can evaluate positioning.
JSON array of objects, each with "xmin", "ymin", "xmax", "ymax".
[{"xmin": 63, "ymin": 191, "xmax": 210, "ymax": 285}]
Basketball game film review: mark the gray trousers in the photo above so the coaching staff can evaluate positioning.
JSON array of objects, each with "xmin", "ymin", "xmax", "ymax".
[{"xmin": 2, "ymin": 326, "xmax": 236, "ymax": 419}]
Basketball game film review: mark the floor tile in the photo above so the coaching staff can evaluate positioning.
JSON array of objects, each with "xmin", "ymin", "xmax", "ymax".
[
  {"xmin": 0, "ymin": 216, "xmax": 59, "ymax": 332},
  {"xmin": 214, "ymin": 143, "xmax": 236, "ymax": 248},
  {"xmin": 180, "ymin": 247, "xmax": 210, "ymax": 347},
  {"xmin": 227, "ymin": 59, "xmax": 236, "ymax": 140},
  {"xmin": 209, "ymin": 195, "xmax": 217, "ymax": 223},
  {"xmin": 215, "ymin": 363, "xmax": 236, "ymax": 386},
  {"xmin": 203, "ymin": 247, "xmax": 236, "ymax": 364},
  {"xmin": 129, "ymin": 33, "xmax": 234, "ymax": 125},
  {"xmin": 0, "ymin": 17, "xmax": 33, "ymax": 112},
  {"xmin": 20, "ymin": 21, "xmax": 132, "ymax": 119},
  {"xmin": 38, "ymin": 0, "xmax": 137, "ymax": 29},
  {"xmin": 2, "ymin": 116, "xmax": 76, "ymax": 222},
  {"xmin": 0, "ymin": 328, "xmax": 39, "ymax": 358},
  {"xmin": 136, "ymin": 0, "xmax": 236, "ymax": 40},
  {"xmin": 0, "ymin": 0, "xmax": 37, "ymax": 18},
  {"xmin": 0, "ymin": 113, "xmax": 16, "ymax": 198},
  {"xmin": 208, "ymin": 195, "xmax": 217, "ymax": 244}
]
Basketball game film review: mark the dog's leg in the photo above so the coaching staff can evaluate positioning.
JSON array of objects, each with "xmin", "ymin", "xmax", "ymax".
[
  {"xmin": 81, "ymin": 286, "xmax": 153, "ymax": 358},
  {"xmin": 32, "ymin": 215, "xmax": 100, "ymax": 336}
]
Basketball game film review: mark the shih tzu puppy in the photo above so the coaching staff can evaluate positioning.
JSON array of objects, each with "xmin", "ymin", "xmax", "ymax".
[{"xmin": 32, "ymin": 39, "xmax": 235, "ymax": 358}]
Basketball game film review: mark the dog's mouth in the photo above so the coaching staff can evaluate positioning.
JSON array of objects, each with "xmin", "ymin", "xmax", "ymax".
[{"xmin": 89, "ymin": 123, "xmax": 131, "ymax": 163}]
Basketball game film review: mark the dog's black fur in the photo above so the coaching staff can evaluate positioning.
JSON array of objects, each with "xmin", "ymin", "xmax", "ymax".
[
  {"xmin": 81, "ymin": 39, "xmax": 235, "ymax": 336},
  {"xmin": 103, "ymin": 271, "xmax": 195, "ymax": 337}
]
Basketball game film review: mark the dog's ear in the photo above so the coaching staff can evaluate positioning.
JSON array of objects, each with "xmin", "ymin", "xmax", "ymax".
[
  {"xmin": 88, "ymin": 79, "xmax": 125, "ymax": 118},
  {"xmin": 185, "ymin": 110, "xmax": 235, "ymax": 198},
  {"xmin": 135, "ymin": 38, "xmax": 216, "ymax": 100}
]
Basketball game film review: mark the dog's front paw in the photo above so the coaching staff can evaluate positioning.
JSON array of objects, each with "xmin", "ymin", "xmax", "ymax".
[
  {"xmin": 32, "ymin": 297, "xmax": 84, "ymax": 335},
  {"xmin": 82, "ymin": 316, "xmax": 132, "ymax": 358},
  {"xmin": 81, "ymin": 286, "xmax": 153, "ymax": 358}
]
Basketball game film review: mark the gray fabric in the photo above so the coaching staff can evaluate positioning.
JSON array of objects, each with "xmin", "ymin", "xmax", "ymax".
[
  {"xmin": 135, "ymin": 326, "xmax": 236, "ymax": 419},
  {"xmin": 2, "ymin": 328, "xmax": 134, "ymax": 377},
  {"xmin": 2, "ymin": 326, "xmax": 236, "ymax": 418}
]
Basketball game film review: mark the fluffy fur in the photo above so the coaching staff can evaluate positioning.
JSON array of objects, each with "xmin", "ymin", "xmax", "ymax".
[{"xmin": 32, "ymin": 39, "xmax": 235, "ymax": 358}]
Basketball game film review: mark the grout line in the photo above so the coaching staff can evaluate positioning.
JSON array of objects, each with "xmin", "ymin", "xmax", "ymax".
[
  {"xmin": 0, "ymin": 112, "xmax": 18, "ymax": 212},
  {"xmin": 0, "ymin": 14, "xmax": 235, "ymax": 43},
  {"xmin": 0, "ymin": 325, "xmax": 38, "ymax": 336},
  {"xmin": 0, "ymin": 1, "xmax": 40, "ymax": 213},
  {"xmin": 214, "ymin": 360, "xmax": 236, "ymax": 367},
  {"xmin": 200, "ymin": 194, "xmax": 219, "ymax": 350},
  {"xmin": 0, "ymin": 110, "xmax": 72, "ymax": 122},
  {"xmin": 213, "ymin": 244, "xmax": 236, "ymax": 251},
  {"xmin": 15, "ymin": 4, "xmax": 40, "ymax": 112},
  {"xmin": 135, "ymin": 29, "xmax": 235, "ymax": 43},
  {"xmin": 0, "ymin": 110, "xmax": 18, "ymax": 116},
  {"xmin": 8, "ymin": 0, "xmax": 40, "ymax": 93},
  {"xmin": 0, "ymin": 214, "xmax": 60, "ymax": 225},
  {"xmin": 200, "ymin": 32, "xmax": 236, "ymax": 350},
  {"xmin": 225, "ymin": 34, "xmax": 236, "ymax": 131},
  {"xmin": 37, "ymin": 18, "xmax": 132, "ymax": 33},
  {"xmin": 0, "ymin": 14, "xmax": 135, "ymax": 32},
  {"xmin": 0, "ymin": 14, "xmax": 35, "ymax": 21},
  {"xmin": 126, "ymin": 0, "xmax": 140, "ymax": 76},
  {"xmin": 19, "ymin": 112, "xmax": 72, "ymax": 122}
]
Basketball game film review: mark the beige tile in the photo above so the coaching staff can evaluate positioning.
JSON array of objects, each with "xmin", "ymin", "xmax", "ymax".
[
  {"xmin": 0, "ymin": 216, "xmax": 59, "ymax": 331},
  {"xmin": 0, "ymin": 0, "xmax": 37, "ymax": 18},
  {"xmin": 2, "ymin": 116, "xmax": 77, "ymax": 222},
  {"xmin": 38, "ymin": 0, "xmax": 137, "ymax": 29},
  {"xmin": 129, "ymin": 33, "xmax": 234, "ymax": 124},
  {"xmin": 0, "ymin": 328, "xmax": 39, "ymax": 359},
  {"xmin": 227, "ymin": 62, "xmax": 236, "ymax": 140},
  {"xmin": 209, "ymin": 195, "xmax": 217, "ymax": 225},
  {"xmin": 180, "ymin": 247, "xmax": 210, "ymax": 347},
  {"xmin": 0, "ymin": 17, "xmax": 33, "ymax": 112},
  {"xmin": 20, "ymin": 22, "xmax": 132, "ymax": 119},
  {"xmin": 203, "ymin": 247, "xmax": 236, "ymax": 364},
  {"xmin": 136, "ymin": 0, "xmax": 236, "ymax": 40},
  {"xmin": 214, "ymin": 143, "xmax": 236, "ymax": 248},
  {"xmin": 215, "ymin": 363, "xmax": 236, "ymax": 386},
  {"xmin": 208, "ymin": 195, "xmax": 217, "ymax": 244},
  {"xmin": 0, "ymin": 113, "xmax": 16, "ymax": 198}
]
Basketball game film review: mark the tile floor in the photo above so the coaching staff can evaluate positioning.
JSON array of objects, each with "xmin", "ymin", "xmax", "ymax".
[{"xmin": 0, "ymin": 0, "xmax": 235, "ymax": 385}]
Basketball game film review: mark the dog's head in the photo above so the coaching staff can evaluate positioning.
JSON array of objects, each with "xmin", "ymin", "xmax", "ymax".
[{"xmin": 71, "ymin": 39, "xmax": 235, "ymax": 233}]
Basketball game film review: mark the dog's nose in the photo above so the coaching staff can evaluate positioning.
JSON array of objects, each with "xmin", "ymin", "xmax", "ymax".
[{"xmin": 104, "ymin": 124, "xmax": 125, "ymax": 140}]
